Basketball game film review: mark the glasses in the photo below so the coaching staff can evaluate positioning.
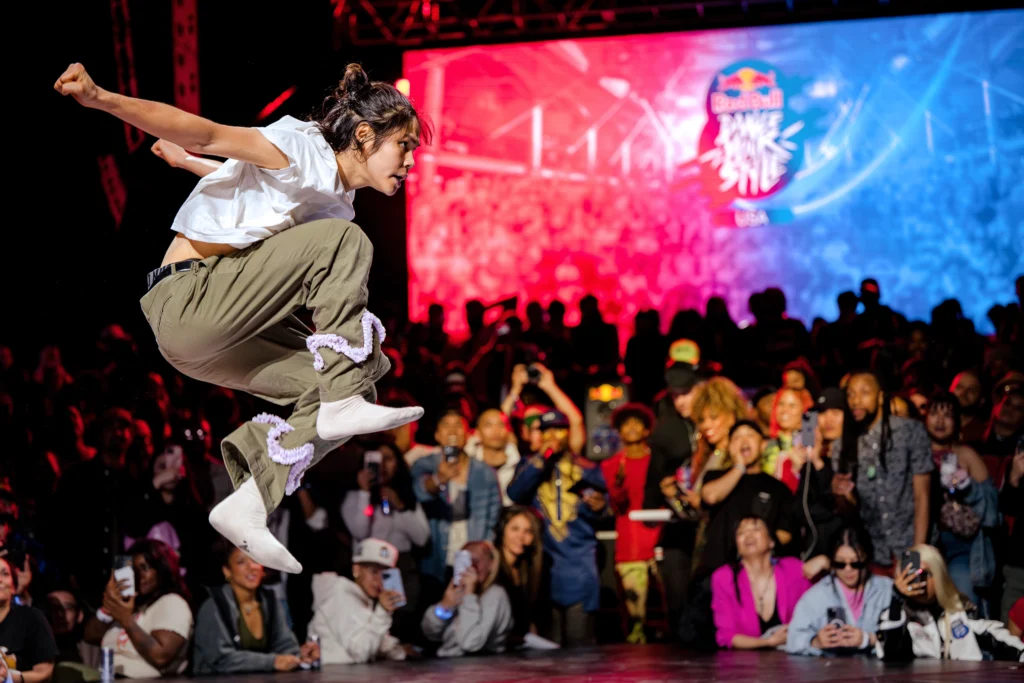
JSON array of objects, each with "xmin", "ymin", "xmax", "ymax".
[{"xmin": 832, "ymin": 561, "xmax": 867, "ymax": 570}]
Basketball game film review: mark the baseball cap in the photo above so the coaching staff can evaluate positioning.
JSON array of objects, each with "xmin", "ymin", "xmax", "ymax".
[
  {"xmin": 668, "ymin": 339, "xmax": 701, "ymax": 365},
  {"xmin": 665, "ymin": 362, "xmax": 703, "ymax": 394},
  {"xmin": 813, "ymin": 387, "xmax": 846, "ymax": 412},
  {"xmin": 539, "ymin": 410, "xmax": 570, "ymax": 430},
  {"xmin": 352, "ymin": 538, "xmax": 398, "ymax": 568}
]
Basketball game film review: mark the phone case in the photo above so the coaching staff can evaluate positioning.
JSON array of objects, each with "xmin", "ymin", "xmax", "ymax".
[
  {"xmin": 114, "ymin": 565, "xmax": 136, "ymax": 598},
  {"xmin": 381, "ymin": 569, "xmax": 407, "ymax": 608},
  {"xmin": 452, "ymin": 550, "xmax": 472, "ymax": 586}
]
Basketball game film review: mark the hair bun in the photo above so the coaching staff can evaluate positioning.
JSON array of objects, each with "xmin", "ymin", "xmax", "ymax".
[{"xmin": 339, "ymin": 63, "xmax": 371, "ymax": 97}]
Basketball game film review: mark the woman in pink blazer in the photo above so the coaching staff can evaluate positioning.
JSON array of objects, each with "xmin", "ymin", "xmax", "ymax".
[{"xmin": 712, "ymin": 516, "xmax": 811, "ymax": 649}]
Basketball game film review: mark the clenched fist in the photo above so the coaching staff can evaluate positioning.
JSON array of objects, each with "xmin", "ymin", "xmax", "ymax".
[{"xmin": 53, "ymin": 63, "xmax": 104, "ymax": 107}]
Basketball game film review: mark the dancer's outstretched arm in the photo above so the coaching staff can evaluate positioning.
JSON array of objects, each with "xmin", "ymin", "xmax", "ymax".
[
  {"xmin": 152, "ymin": 139, "xmax": 224, "ymax": 178},
  {"xmin": 55, "ymin": 62, "xmax": 288, "ymax": 169}
]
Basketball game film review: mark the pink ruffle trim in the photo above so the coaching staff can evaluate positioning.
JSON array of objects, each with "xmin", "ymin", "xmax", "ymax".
[
  {"xmin": 306, "ymin": 311, "xmax": 386, "ymax": 372},
  {"xmin": 252, "ymin": 413, "xmax": 314, "ymax": 495}
]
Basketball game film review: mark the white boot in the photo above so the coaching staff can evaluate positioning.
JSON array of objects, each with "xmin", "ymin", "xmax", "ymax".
[
  {"xmin": 209, "ymin": 478, "xmax": 302, "ymax": 573},
  {"xmin": 316, "ymin": 395, "xmax": 424, "ymax": 442}
]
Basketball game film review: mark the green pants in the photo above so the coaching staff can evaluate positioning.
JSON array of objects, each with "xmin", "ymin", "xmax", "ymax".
[{"xmin": 139, "ymin": 219, "xmax": 390, "ymax": 513}]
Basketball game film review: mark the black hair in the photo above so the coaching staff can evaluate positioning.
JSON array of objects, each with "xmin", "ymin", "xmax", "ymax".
[
  {"xmin": 610, "ymin": 403, "xmax": 656, "ymax": 432},
  {"xmin": 728, "ymin": 515, "xmax": 773, "ymax": 602},
  {"xmin": 927, "ymin": 390, "xmax": 962, "ymax": 438},
  {"xmin": 363, "ymin": 439, "xmax": 417, "ymax": 512},
  {"xmin": 827, "ymin": 525, "xmax": 873, "ymax": 590},
  {"xmin": 129, "ymin": 539, "xmax": 191, "ymax": 609},
  {"xmin": 729, "ymin": 419, "xmax": 764, "ymax": 440},
  {"xmin": 752, "ymin": 386, "xmax": 778, "ymax": 406},
  {"xmin": 839, "ymin": 370, "xmax": 892, "ymax": 477},
  {"xmin": 312, "ymin": 64, "xmax": 432, "ymax": 156},
  {"xmin": 214, "ymin": 536, "xmax": 238, "ymax": 570}
]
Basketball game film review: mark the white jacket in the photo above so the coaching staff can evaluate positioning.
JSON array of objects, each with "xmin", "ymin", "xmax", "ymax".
[
  {"xmin": 421, "ymin": 584, "xmax": 513, "ymax": 657},
  {"xmin": 307, "ymin": 573, "xmax": 406, "ymax": 665},
  {"xmin": 876, "ymin": 597, "xmax": 1024, "ymax": 662}
]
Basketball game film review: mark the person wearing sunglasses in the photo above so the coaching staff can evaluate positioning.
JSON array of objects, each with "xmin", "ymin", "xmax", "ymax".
[
  {"xmin": 876, "ymin": 544, "xmax": 1024, "ymax": 661},
  {"xmin": 786, "ymin": 526, "xmax": 892, "ymax": 656}
]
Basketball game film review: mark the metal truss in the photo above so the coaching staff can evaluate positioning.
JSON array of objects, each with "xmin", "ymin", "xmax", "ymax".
[{"xmin": 329, "ymin": 0, "xmax": 1004, "ymax": 47}]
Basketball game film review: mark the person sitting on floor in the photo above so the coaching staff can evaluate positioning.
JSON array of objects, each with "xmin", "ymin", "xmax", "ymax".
[
  {"xmin": 711, "ymin": 516, "xmax": 810, "ymax": 650},
  {"xmin": 192, "ymin": 540, "xmax": 319, "ymax": 674},
  {"xmin": 306, "ymin": 539, "xmax": 406, "ymax": 664},
  {"xmin": 786, "ymin": 526, "xmax": 892, "ymax": 656},
  {"xmin": 421, "ymin": 541, "xmax": 513, "ymax": 657},
  {"xmin": 877, "ymin": 544, "xmax": 1024, "ymax": 661}
]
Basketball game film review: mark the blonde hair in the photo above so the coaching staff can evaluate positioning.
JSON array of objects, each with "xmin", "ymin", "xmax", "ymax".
[
  {"xmin": 692, "ymin": 377, "xmax": 751, "ymax": 429},
  {"xmin": 692, "ymin": 377, "xmax": 751, "ymax": 474},
  {"xmin": 464, "ymin": 540, "xmax": 501, "ymax": 594},
  {"xmin": 913, "ymin": 544, "xmax": 965, "ymax": 614}
]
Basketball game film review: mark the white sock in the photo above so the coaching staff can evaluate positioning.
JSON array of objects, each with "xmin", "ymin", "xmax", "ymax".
[
  {"xmin": 209, "ymin": 478, "xmax": 303, "ymax": 574},
  {"xmin": 316, "ymin": 395, "xmax": 424, "ymax": 442}
]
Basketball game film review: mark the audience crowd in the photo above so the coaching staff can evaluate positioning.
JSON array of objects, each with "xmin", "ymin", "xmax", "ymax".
[{"xmin": 0, "ymin": 275, "xmax": 1022, "ymax": 680}]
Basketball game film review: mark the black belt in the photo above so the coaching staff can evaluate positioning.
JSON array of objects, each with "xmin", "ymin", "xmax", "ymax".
[{"xmin": 146, "ymin": 259, "xmax": 201, "ymax": 291}]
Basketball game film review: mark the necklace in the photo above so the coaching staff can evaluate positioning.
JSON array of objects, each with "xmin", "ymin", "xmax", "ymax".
[
  {"xmin": 749, "ymin": 571, "xmax": 775, "ymax": 615},
  {"xmin": 242, "ymin": 602, "xmax": 258, "ymax": 616}
]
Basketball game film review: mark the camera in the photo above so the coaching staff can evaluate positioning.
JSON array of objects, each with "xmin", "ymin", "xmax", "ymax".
[{"xmin": 527, "ymin": 364, "xmax": 542, "ymax": 384}]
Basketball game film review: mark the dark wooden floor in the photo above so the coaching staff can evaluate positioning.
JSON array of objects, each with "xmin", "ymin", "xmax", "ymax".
[{"xmin": 172, "ymin": 646, "xmax": 1019, "ymax": 682}]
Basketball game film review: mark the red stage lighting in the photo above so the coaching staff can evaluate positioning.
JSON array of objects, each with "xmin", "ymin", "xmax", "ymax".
[{"xmin": 256, "ymin": 85, "xmax": 298, "ymax": 122}]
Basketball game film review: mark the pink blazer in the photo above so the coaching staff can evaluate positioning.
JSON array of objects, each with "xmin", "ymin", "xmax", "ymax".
[{"xmin": 711, "ymin": 556, "xmax": 810, "ymax": 648}]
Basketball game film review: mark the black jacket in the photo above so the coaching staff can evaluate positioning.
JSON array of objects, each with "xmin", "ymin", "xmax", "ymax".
[{"xmin": 643, "ymin": 396, "xmax": 697, "ymax": 551}]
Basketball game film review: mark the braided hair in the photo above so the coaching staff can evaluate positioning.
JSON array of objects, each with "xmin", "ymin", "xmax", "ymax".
[{"xmin": 312, "ymin": 64, "xmax": 432, "ymax": 156}]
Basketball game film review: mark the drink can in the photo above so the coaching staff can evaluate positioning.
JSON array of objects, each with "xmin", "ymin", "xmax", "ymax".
[
  {"xmin": 307, "ymin": 634, "xmax": 321, "ymax": 670},
  {"xmin": 100, "ymin": 647, "xmax": 115, "ymax": 683}
]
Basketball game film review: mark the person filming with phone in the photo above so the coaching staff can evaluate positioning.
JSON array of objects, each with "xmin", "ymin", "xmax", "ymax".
[
  {"xmin": 343, "ymin": 441, "xmax": 430, "ymax": 642},
  {"xmin": 82, "ymin": 540, "xmax": 193, "ymax": 678},
  {"xmin": 877, "ymin": 545, "xmax": 1024, "ymax": 661},
  {"xmin": 502, "ymin": 362, "xmax": 588, "ymax": 460},
  {"xmin": 786, "ymin": 526, "xmax": 892, "ymax": 656},
  {"xmin": 307, "ymin": 539, "xmax": 407, "ymax": 664},
  {"xmin": 411, "ymin": 410, "xmax": 502, "ymax": 604},
  {"xmin": 421, "ymin": 541, "xmax": 512, "ymax": 657}
]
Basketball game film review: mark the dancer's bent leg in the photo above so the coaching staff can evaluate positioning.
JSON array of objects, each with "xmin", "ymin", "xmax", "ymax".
[
  {"xmin": 145, "ymin": 219, "xmax": 421, "ymax": 440},
  {"xmin": 152, "ymin": 316, "xmax": 340, "ymax": 572}
]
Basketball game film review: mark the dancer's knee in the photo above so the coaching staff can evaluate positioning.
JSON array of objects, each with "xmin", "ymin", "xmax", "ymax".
[{"xmin": 314, "ymin": 218, "xmax": 373, "ymax": 259}]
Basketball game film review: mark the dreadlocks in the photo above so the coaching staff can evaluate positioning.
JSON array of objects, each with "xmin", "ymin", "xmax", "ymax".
[{"xmin": 839, "ymin": 370, "xmax": 893, "ymax": 477}]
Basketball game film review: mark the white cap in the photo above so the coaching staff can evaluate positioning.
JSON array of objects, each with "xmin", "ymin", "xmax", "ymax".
[{"xmin": 352, "ymin": 538, "xmax": 399, "ymax": 568}]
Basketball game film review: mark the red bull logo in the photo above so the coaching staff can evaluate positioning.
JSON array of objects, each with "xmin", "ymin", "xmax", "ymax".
[
  {"xmin": 697, "ymin": 59, "xmax": 805, "ymax": 206},
  {"xmin": 711, "ymin": 66, "xmax": 784, "ymax": 115}
]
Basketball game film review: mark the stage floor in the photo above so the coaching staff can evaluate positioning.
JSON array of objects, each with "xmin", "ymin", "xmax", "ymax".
[{"xmin": 173, "ymin": 646, "xmax": 1019, "ymax": 682}]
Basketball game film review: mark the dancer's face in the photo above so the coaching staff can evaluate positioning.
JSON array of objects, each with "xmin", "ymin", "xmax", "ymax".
[{"xmin": 362, "ymin": 124, "xmax": 420, "ymax": 196}]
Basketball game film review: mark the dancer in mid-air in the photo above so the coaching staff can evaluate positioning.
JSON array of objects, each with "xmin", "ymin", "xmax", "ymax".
[{"xmin": 54, "ymin": 62, "xmax": 429, "ymax": 573}]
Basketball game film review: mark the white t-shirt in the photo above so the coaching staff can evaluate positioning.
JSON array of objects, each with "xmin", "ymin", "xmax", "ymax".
[
  {"xmin": 101, "ymin": 593, "xmax": 193, "ymax": 679},
  {"xmin": 170, "ymin": 116, "xmax": 356, "ymax": 248}
]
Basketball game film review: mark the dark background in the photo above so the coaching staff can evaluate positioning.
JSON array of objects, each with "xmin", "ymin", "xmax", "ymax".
[
  {"xmin": 10, "ymin": 0, "xmax": 1009, "ymax": 370},
  {"xmin": 11, "ymin": 0, "xmax": 406, "ymax": 369}
]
